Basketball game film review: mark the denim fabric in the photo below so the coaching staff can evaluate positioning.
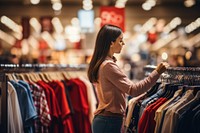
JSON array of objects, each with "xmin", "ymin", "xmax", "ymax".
[{"xmin": 92, "ymin": 115, "xmax": 123, "ymax": 133}]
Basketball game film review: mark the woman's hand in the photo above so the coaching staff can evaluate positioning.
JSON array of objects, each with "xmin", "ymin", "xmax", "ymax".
[{"xmin": 156, "ymin": 62, "xmax": 169, "ymax": 74}]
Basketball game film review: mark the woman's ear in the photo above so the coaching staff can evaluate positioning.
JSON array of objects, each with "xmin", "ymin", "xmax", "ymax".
[
  {"xmin": 111, "ymin": 41, "xmax": 114, "ymax": 46},
  {"xmin": 110, "ymin": 42, "xmax": 114, "ymax": 48}
]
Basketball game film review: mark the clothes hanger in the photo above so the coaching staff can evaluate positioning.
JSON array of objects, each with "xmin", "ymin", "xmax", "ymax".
[
  {"xmin": 29, "ymin": 73, "xmax": 39, "ymax": 83},
  {"xmin": 35, "ymin": 73, "xmax": 42, "ymax": 81},
  {"xmin": 17, "ymin": 73, "xmax": 26, "ymax": 81},
  {"xmin": 68, "ymin": 71, "xmax": 78, "ymax": 79},
  {"xmin": 24, "ymin": 73, "xmax": 35, "ymax": 83},
  {"xmin": 39, "ymin": 72, "xmax": 49, "ymax": 83},
  {"xmin": 56, "ymin": 72, "xmax": 64, "ymax": 80},
  {"xmin": 165, "ymin": 84, "xmax": 180, "ymax": 99},
  {"xmin": 49, "ymin": 72, "xmax": 57, "ymax": 81},
  {"xmin": 43, "ymin": 72, "xmax": 52, "ymax": 82},
  {"xmin": 6, "ymin": 74, "xmax": 14, "ymax": 81},
  {"xmin": 11, "ymin": 73, "xmax": 19, "ymax": 82},
  {"xmin": 146, "ymin": 82, "xmax": 161, "ymax": 97},
  {"xmin": 76, "ymin": 71, "xmax": 87, "ymax": 79},
  {"xmin": 62, "ymin": 71, "xmax": 71, "ymax": 80}
]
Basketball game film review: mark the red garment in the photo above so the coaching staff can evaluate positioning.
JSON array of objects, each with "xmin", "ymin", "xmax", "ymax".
[
  {"xmin": 66, "ymin": 79, "xmax": 83, "ymax": 133},
  {"xmin": 66, "ymin": 78, "xmax": 92, "ymax": 133},
  {"xmin": 73, "ymin": 79, "xmax": 91, "ymax": 133},
  {"xmin": 36, "ymin": 81, "xmax": 61, "ymax": 133},
  {"xmin": 49, "ymin": 80, "xmax": 75, "ymax": 133},
  {"xmin": 138, "ymin": 98, "xmax": 167, "ymax": 133},
  {"xmin": 148, "ymin": 98, "xmax": 167, "ymax": 133}
]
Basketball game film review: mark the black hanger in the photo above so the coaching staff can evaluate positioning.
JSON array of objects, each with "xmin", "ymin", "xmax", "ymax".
[
  {"xmin": 165, "ymin": 84, "xmax": 180, "ymax": 99},
  {"xmin": 193, "ymin": 86, "xmax": 200, "ymax": 96},
  {"xmin": 146, "ymin": 82, "xmax": 161, "ymax": 97}
]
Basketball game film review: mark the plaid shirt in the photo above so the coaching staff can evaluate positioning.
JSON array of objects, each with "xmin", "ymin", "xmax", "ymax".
[{"xmin": 29, "ymin": 83, "xmax": 51, "ymax": 133}]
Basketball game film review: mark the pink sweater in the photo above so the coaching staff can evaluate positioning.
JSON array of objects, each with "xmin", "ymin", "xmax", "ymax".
[{"xmin": 94, "ymin": 57, "xmax": 160, "ymax": 115}]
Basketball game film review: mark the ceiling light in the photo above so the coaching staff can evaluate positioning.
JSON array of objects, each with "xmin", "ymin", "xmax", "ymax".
[
  {"xmin": 30, "ymin": 0, "xmax": 40, "ymax": 5},
  {"xmin": 94, "ymin": 17, "xmax": 101, "ymax": 25},
  {"xmin": 30, "ymin": 17, "xmax": 41, "ymax": 33},
  {"xmin": 71, "ymin": 17, "xmax": 79, "ymax": 26},
  {"xmin": 184, "ymin": 0, "xmax": 195, "ymax": 7},
  {"xmin": 52, "ymin": 2, "xmax": 62, "ymax": 11},
  {"xmin": 83, "ymin": 4, "xmax": 93, "ymax": 10},
  {"xmin": 52, "ymin": 17, "xmax": 63, "ymax": 33},
  {"xmin": 1, "ymin": 16, "xmax": 22, "ymax": 34},
  {"xmin": 142, "ymin": 3, "xmax": 152, "ymax": 11}
]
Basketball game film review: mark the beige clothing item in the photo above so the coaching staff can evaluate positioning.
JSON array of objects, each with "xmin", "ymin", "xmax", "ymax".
[
  {"xmin": 124, "ymin": 93, "xmax": 146, "ymax": 131},
  {"xmin": 154, "ymin": 88, "xmax": 182, "ymax": 133},
  {"xmin": 161, "ymin": 89, "xmax": 195, "ymax": 133}
]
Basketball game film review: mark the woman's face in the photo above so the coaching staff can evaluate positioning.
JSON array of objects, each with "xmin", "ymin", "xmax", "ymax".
[{"xmin": 111, "ymin": 33, "xmax": 125, "ymax": 54}]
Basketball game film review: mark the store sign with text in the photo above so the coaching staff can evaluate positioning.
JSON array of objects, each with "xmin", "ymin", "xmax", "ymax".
[{"xmin": 100, "ymin": 6, "xmax": 125, "ymax": 31}]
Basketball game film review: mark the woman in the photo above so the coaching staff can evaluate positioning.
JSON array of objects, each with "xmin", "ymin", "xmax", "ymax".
[{"xmin": 87, "ymin": 24, "xmax": 168, "ymax": 133}]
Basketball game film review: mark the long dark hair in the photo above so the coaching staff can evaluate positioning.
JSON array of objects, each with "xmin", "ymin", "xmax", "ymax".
[{"xmin": 87, "ymin": 24, "xmax": 122, "ymax": 83}]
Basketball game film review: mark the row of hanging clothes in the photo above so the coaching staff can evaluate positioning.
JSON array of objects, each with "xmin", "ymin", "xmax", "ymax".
[
  {"xmin": 124, "ymin": 65, "xmax": 200, "ymax": 133},
  {"xmin": 0, "ymin": 64, "xmax": 98, "ymax": 133}
]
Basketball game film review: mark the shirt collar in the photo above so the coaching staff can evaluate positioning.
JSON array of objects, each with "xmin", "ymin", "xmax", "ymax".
[{"xmin": 106, "ymin": 56, "xmax": 117, "ymax": 62}]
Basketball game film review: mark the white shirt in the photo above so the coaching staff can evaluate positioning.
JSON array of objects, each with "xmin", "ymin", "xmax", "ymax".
[{"xmin": 8, "ymin": 82, "xmax": 24, "ymax": 133}]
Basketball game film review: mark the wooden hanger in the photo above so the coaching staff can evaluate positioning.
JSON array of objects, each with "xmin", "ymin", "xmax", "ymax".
[
  {"xmin": 57, "ymin": 72, "xmax": 64, "ymax": 80},
  {"xmin": 68, "ymin": 71, "xmax": 76, "ymax": 79},
  {"xmin": 39, "ymin": 72, "xmax": 49, "ymax": 83},
  {"xmin": 35, "ymin": 73, "xmax": 42, "ymax": 81},
  {"xmin": 6, "ymin": 74, "xmax": 14, "ymax": 81},
  {"xmin": 76, "ymin": 71, "xmax": 87, "ymax": 79},
  {"xmin": 17, "ymin": 73, "xmax": 27, "ymax": 81},
  {"xmin": 62, "ymin": 71, "xmax": 71, "ymax": 80},
  {"xmin": 44, "ymin": 72, "xmax": 53, "ymax": 82},
  {"xmin": 29, "ymin": 73, "xmax": 39, "ymax": 83},
  {"xmin": 24, "ymin": 73, "xmax": 35, "ymax": 83},
  {"xmin": 12, "ymin": 73, "xmax": 18, "ymax": 82}
]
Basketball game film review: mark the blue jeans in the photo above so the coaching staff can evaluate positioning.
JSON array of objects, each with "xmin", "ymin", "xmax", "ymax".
[{"xmin": 92, "ymin": 115, "xmax": 123, "ymax": 133}]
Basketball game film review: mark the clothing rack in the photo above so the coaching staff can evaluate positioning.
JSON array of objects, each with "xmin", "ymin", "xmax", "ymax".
[
  {"xmin": 133, "ymin": 65, "xmax": 200, "ymax": 133},
  {"xmin": 144, "ymin": 65, "xmax": 200, "ymax": 85},
  {"xmin": 0, "ymin": 63, "xmax": 88, "ymax": 72},
  {"xmin": 0, "ymin": 63, "xmax": 88, "ymax": 133}
]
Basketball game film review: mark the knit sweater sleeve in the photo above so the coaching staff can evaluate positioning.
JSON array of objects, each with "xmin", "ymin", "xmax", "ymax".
[{"xmin": 102, "ymin": 61, "xmax": 160, "ymax": 97}]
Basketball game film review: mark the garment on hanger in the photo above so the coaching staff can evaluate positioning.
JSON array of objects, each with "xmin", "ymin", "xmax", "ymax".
[
  {"xmin": 7, "ymin": 82, "xmax": 24, "ymax": 133},
  {"xmin": 28, "ymin": 82, "xmax": 51, "ymax": 133},
  {"xmin": 10, "ymin": 80, "xmax": 37, "ymax": 133},
  {"xmin": 125, "ymin": 66, "xmax": 200, "ymax": 133}
]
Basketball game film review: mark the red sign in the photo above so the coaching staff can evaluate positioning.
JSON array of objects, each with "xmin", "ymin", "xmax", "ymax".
[{"xmin": 100, "ymin": 6, "xmax": 125, "ymax": 32}]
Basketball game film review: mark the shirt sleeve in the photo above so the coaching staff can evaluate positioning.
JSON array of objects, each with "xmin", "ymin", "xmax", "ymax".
[{"xmin": 102, "ymin": 61, "xmax": 160, "ymax": 97}]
